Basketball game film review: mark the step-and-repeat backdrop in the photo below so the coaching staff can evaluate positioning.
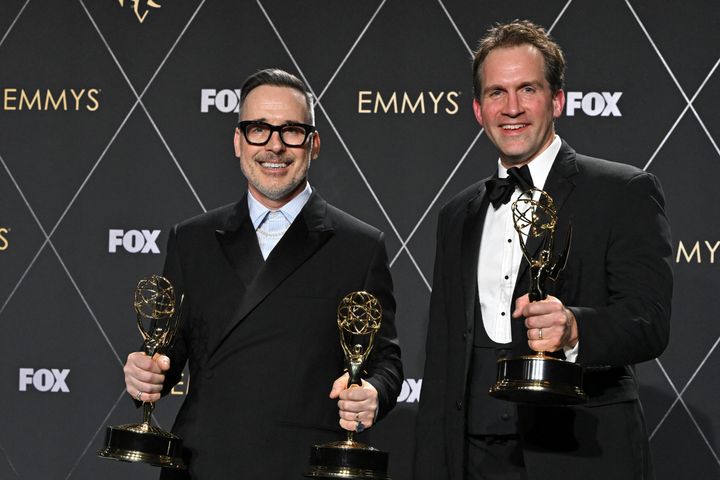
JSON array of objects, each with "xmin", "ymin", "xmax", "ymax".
[{"xmin": 1, "ymin": 1, "xmax": 718, "ymax": 479}]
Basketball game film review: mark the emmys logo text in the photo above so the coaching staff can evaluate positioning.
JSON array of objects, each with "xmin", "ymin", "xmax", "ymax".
[
  {"xmin": 108, "ymin": 229, "xmax": 161, "ymax": 254},
  {"xmin": 201, "ymin": 89, "xmax": 241, "ymax": 113},
  {"xmin": 397, "ymin": 378, "xmax": 422, "ymax": 403},
  {"xmin": 19, "ymin": 368, "xmax": 70, "ymax": 392},
  {"xmin": 0, "ymin": 227, "xmax": 9, "ymax": 251},
  {"xmin": 358, "ymin": 91, "xmax": 460, "ymax": 115},
  {"xmin": 565, "ymin": 91, "xmax": 622, "ymax": 117},
  {"xmin": 676, "ymin": 240, "xmax": 720, "ymax": 263},
  {"xmin": 2, "ymin": 88, "xmax": 101, "ymax": 111}
]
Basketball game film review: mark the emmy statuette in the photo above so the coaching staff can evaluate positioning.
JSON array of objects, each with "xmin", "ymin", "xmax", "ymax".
[
  {"xmin": 305, "ymin": 291, "xmax": 391, "ymax": 479},
  {"xmin": 488, "ymin": 180, "xmax": 587, "ymax": 405},
  {"xmin": 98, "ymin": 275, "xmax": 186, "ymax": 468}
]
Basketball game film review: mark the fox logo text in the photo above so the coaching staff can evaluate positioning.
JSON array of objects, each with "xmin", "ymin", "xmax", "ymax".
[
  {"xmin": 397, "ymin": 378, "xmax": 422, "ymax": 403},
  {"xmin": 19, "ymin": 368, "xmax": 70, "ymax": 392},
  {"xmin": 565, "ymin": 92, "xmax": 622, "ymax": 117},
  {"xmin": 201, "ymin": 89, "xmax": 241, "ymax": 113},
  {"xmin": 108, "ymin": 229, "xmax": 161, "ymax": 254}
]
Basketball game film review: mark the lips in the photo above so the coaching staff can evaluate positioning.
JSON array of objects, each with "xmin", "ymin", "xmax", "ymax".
[
  {"xmin": 260, "ymin": 161, "xmax": 289, "ymax": 169},
  {"xmin": 501, "ymin": 124, "xmax": 527, "ymax": 130},
  {"xmin": 257, "ymin": 153, "xmax": 292, "ymax": 170}
]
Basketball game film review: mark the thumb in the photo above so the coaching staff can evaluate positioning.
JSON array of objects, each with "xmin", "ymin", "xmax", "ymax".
[
  {"xmin": 513, "ymin": 294, "xmax": 530, "ymax": 318},
  {"xmin": 329, "ymin": 372, "xmax": 349, "ymax": 398},
  {"xmin": 154, "ymin": 354, "xmax": 171, "ymax": 372}
]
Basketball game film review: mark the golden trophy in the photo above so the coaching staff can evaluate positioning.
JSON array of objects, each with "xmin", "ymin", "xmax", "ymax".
[
  {"xmin": 98, "ymin": 275, "xmax": 186, "ymax": 468},
  {"xmin": 488, "ymin": 175, "xmax": 587, "ymax": 405},
  {"xmin": 305, "ymin": 291, "xmax": 391, "ymax": 479}
]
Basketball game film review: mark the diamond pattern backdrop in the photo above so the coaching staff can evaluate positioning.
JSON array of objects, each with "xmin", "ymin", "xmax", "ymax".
[{"xmin": 1, "ymin": 1, "xmax": 718, "ymax": 479}]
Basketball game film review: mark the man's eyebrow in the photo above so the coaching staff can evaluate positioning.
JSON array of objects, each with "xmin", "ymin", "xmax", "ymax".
[
  {"xmin": 483, "ymin": 80, "xmax": 544, "ymax": 93},
  {"xmin": 482, "ymin": 84, "xmax": 505, "ymax": 93}
]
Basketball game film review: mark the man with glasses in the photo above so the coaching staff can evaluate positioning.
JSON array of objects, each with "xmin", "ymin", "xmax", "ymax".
[
  {"xmin": 122, "ymin": 68, "xmax": 402, "ymax": 479},
  {"xmin": 414, "ymin": 21, "xmax": 671, "ymax": 479}
]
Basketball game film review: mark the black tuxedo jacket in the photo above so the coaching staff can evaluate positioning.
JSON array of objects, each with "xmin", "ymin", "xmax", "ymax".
[
  {"xmin": 414, "ymin": 141, "xmax": 672, "ymax": 480},
  {"xmin": 157, "ymin": 191, "xmax": 402, "ymax": 480}
]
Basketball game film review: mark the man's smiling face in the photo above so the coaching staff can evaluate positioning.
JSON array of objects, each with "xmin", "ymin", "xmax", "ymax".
[
  {"xmin": 234, "ymin": 84, "xmax": 320, "ymax": 209},
  {"xmin": 473, "ymin": 44, "xmax": 565, "ymax": 168}
]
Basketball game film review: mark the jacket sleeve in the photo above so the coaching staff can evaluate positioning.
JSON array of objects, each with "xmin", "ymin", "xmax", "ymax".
[
  {"xmin": 571, "ymin": 172, "xmax": 673, "ymax": 367},
  {"xmin": 413, "ymin": 207, "xmax": 451, "ymax": 480},
  {"xmin": 362, "ymin": 231, "xmax": 404, "ymax": 421},
  {"xmin": 159, "ymin": 224, "xmax": 190, "ymax": 395}
]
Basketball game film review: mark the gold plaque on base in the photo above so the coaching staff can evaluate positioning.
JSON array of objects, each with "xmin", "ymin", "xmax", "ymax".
[
  {"xmin": 489, "ymin": 353, "xmax": 586, "ymax": 405},
  {"xmin": 306, "ymin": 440, "xmax": 389, "ymax": 479},
  {"xmin": 98, "ymin": 423, "xmax": 185, "ymax": 469}
]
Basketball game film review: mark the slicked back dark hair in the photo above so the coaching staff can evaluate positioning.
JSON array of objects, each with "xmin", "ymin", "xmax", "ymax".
[
  {"xmin": 472, "ymin": 20, "xmax": 566, "ymax": 100},
  {"xmin": 238, "ymin": 68, "xmax": 315, "ymax": 123}
]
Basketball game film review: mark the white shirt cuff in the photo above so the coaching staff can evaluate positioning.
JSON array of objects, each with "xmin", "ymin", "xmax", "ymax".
[{"xmin": 563, "ymin": 341, "xmax": 579, "ymax": 363}]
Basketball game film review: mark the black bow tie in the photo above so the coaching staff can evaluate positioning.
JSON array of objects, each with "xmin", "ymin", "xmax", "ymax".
[{"xmin": 486, "ymin": 165, "xmax": 534, "ymax": 209}]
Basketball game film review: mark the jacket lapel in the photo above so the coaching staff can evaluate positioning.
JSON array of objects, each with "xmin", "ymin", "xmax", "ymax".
[
  {"xmin": 461, "ymin": 181, "xmax": 490, "ymax": 376},
  {"xmin": 207, "ymin": 191, "xmax": 334, "ymax": 362},
  {"xmin": 215, "ymin": 199, "xmax": 264, "ymax": 286}
]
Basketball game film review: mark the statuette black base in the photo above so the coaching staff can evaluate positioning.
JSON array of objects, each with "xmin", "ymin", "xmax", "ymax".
[
  {"xmin": 305, "ymin": 440, "xmax": 390, "ymax": 479},
  {"xmin": 97, "ymin": 423, "xmax": 185, "ymax": 469},
  {"xmin": 489, "ymin": 354, "xmax": 587, "ymax": 405}
]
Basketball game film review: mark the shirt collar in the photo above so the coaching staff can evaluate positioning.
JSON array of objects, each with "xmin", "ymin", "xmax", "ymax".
[
  {"xmin": 247, "ymin": 182, "xmax": 313, "ymax": 229},
  {"xmin": 497, "ymin": 134, "xmax": 561, "ymax": 191}
]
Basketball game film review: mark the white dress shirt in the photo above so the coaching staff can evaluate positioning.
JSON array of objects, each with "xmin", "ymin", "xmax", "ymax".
[{"xmin": 477, "ymin": 136, "xmax": 560, "ymax": 343}]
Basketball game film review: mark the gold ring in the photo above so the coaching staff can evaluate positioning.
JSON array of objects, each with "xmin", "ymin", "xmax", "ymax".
[
  {"xmin": 135, "ymin": 390, "xmax": 143, "ymax": 401},
  {"xmin": 538, "ymin": 328, "xmax": 543, "ymax": 340}
]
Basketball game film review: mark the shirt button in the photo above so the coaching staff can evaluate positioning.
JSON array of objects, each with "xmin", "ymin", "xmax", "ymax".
[
  {"xmin": 501, "ymin": 412, "xmax": 510, "ymax": 420},
  {"xmin": 456, "ymin": 401, "xmax": 463, "ymax": 410},
  {"xmin": 501, "ymin": 311, "xmax": 505, "ymax": 316},
  {"xmin": 507, "ymin": 238, "xmax": 512, "ymax": 243},
  {"xmin": 504, "ymin": 275, "xmax": 509, "ymax": 280}
]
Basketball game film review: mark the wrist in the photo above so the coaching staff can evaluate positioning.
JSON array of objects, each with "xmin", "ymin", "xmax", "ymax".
[{"xmin": 563, "ymin": 307, "xmax": 579, "ymax": 348}]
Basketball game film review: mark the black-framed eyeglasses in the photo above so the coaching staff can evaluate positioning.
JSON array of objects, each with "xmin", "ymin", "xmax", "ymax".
[{"xmin": 237, "ymin": 121, "xmax": 316, "ymax": 147}]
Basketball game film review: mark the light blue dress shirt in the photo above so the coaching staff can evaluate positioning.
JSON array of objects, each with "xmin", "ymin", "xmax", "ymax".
[{"xmin": 248, "ymin": 182, "xmax": 312, "ymax": 260}]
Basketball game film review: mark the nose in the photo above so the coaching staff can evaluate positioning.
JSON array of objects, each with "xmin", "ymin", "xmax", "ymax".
[
  {"xmin": 266, "ymin": 130, "xmax": 285, "ymax": 153},
  {"xmin": 503, "ymin": 92, "xmax": 522, "ymax": 117}
]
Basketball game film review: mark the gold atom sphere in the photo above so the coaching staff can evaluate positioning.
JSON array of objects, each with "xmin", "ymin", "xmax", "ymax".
[
  {"xmin": 134, "ymin": 274, "xmax": 176, "ymax": 320},
  {"xmin": 337, "ymin": 291, "xmax": 382, "ymax": 336}
]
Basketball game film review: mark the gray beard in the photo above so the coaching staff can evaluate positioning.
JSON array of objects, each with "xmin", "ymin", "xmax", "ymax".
[{"xmin": 242, "ymin": 158, "xmax": 311, "ymax": 201}]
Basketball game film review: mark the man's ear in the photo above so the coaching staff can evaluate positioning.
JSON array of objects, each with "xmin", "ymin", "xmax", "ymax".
[
  {"xmin": 233, "ymin": 128, "xmax": 242, "ymax": 158},
  {"xmin": 472, "ymin": 98, "xmax": 484, "ymax": 127},
  {"xmin": 552, "ymin": 89, "xmax": 565, "ymax": 119},
  {"xmin": 310, "ymin": 130, "xmax": 321, "ymax": 161}
]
